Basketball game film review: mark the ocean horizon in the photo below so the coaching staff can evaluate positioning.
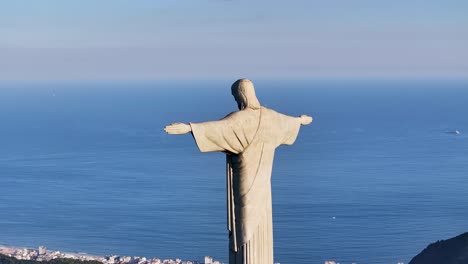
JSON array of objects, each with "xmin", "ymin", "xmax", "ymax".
[{"xmin": 1, "ymin": 79, "xmax": 467, "ymax": 264}]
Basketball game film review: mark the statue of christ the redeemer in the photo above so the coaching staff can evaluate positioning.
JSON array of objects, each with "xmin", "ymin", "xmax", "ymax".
[{"xmin": 164, "ymin": 79, "xmax": 312, "ymax": 264}]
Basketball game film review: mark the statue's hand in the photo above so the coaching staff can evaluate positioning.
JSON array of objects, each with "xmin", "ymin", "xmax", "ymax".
[
  {"xmin": 164, "ymin": 123, "xmax": 192, "ymax": 134},
  {"xmin": 299, "ymin": 115, "xmax": 313, "ymax": 125}
]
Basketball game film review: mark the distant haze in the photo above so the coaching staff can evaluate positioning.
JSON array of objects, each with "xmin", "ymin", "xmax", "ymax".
[{"xmin": 1, "ymin": 0, "xmax": 467, "ymax": 80}]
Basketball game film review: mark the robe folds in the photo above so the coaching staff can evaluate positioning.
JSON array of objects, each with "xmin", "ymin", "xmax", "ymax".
[{"xmin": 190, "ymin": 106, "xmax": 301, "ymax": 264}]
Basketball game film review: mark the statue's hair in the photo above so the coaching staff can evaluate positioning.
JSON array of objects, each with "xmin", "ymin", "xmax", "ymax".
[{"xmin": 231, "ymin": 79, "xmax": 261, "ymax": 110}]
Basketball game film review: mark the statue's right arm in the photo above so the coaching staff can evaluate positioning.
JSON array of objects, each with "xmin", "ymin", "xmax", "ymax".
[
  {"xmin": 164, "ymin": 123, "xmax": 192, "ymax": 135},
  {"xmin": 299, "ymin": 115, "xmax": 313, "ymax": 125}
]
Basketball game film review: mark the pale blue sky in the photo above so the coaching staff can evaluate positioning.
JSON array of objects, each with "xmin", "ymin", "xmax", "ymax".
[{"xmin": 1, "ymin": 0, "xmax": 467, "ymax": 80}]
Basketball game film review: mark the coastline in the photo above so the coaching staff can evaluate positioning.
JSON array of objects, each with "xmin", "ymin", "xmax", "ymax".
[{"xmin": 0, "ymin": 245, "xmax": 222, "ymax": 264}]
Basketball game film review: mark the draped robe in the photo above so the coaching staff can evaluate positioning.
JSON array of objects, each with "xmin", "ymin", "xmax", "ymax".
[{"xmin": 190, "ymin": 106, "xmax": 302, "ymax": 264}]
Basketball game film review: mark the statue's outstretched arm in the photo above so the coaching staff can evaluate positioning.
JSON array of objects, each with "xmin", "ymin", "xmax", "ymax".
[
  {"xmin": 164, "ymin": 123, "xmax": 192, "ymax": 134},
  {"xmin": 299, "ymin": 115, "xmax": 313, "ymax": 125}
]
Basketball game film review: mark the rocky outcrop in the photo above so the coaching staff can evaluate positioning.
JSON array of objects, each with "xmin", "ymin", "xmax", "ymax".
[{"xmin": 409, "ymin": 232, "xmax": 468, "ymax": 264}]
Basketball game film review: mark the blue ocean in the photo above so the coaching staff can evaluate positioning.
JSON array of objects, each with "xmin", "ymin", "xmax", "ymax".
[{"xmin": 0, "ymin": 80, "xmax": 467, "ymax": 264}]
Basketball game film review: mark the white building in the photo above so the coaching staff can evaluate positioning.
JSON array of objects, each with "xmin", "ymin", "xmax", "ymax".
[{"xmin": 204, "ymin": 256, "xmax": 213, "ymax": 264}]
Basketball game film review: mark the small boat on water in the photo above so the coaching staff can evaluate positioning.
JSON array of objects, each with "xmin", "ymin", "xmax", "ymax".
[{"xmin": 445, "ymin": 130, "xmax": 461, "ymax": 135}]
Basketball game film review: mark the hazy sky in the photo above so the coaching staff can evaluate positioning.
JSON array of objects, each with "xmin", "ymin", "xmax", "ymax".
[{"xmin": 1, "ymin": 0, "xmax": 467, "ymax": 80}]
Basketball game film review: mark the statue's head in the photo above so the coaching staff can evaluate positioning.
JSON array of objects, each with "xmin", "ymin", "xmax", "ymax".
[{"xmin": 231, "ymin": 79, "xmax": 261, "ymax": 110}]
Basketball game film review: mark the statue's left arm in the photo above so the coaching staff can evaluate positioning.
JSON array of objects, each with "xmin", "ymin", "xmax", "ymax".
[
  {"xmin": 164, "ymin": 112, "xmax": 248, "ymax": 154},
  {"xmin": 164, "ymin": 123, "xmax": 192, "ymax": 134}
]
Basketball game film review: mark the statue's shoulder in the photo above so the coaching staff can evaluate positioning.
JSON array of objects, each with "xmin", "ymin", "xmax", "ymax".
[
  {"xmin": 260, "ymin": 107, "xmax": 294, "ymax": 121},
  {"xmin": 223, "ymin": 111, "xmax": 241, "ymax": 119},
  {"xmin": 260, "ymin": 106, "xmax": 281, "ymax": 116},
  {"xmin": 222, "ymin": 108, "xmax": 261, "ymax": 121}
]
